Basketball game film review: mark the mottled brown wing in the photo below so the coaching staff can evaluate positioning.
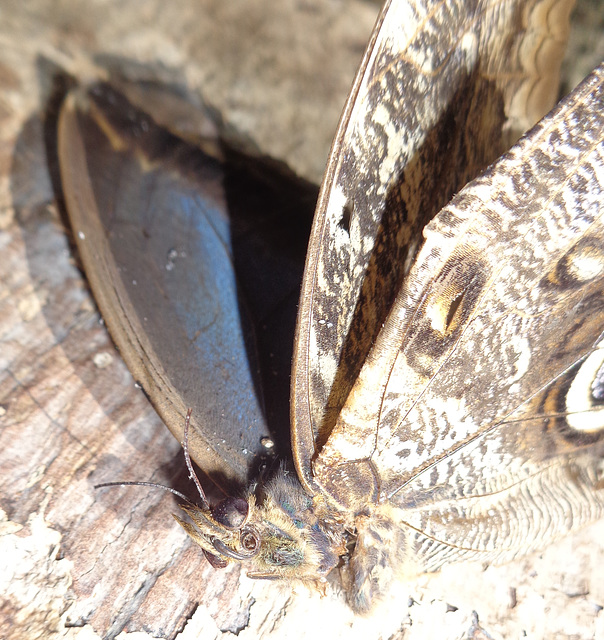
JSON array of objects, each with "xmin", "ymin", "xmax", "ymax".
[
  {"xmin": 291, "ymin": 0, "xmax": 575, "ymax": 492},
  {"xmin": 315, "ymin": 60, "xmax": 604, "ymax": 516}
]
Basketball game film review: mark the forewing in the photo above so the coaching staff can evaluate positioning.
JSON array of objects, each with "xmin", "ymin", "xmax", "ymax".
[
  {"xmin": 291, "ymin": 0, "xmax": 574, "ymax": 491},
  {"xmin": 314, "ymin": 60, "xmax": 604, "ymax": 557},
  {"xmin": 58, "ymin": 83, "xmax": 310, "ymax": 486}
]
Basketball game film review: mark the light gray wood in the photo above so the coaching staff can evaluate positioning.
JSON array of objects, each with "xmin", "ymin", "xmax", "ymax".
[{"xmin": 1, "ymin": 1, "xmax": 603, "ymax": 639}]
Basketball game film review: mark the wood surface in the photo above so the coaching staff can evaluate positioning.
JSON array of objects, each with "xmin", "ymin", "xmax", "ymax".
[{"xmin": 1, "ymin": 1, "xmax": 603, "ymax": 639}]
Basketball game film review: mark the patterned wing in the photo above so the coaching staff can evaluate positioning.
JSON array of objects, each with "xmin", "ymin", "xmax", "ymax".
[
  {"xmin": 315, "ymin": 64, "xmax": 604, "ymax": 570},
  {"xmin": 291, "ymin": 0, "xmax": 575, "ymax": 492}
]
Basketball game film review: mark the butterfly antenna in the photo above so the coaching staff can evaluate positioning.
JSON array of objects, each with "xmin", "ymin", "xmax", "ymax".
[
  {"xmin": 95, "ymin": 480, "xmax": 195, "ymax": 506},
  {"xmin": 184, "ymin": 408, "xmax": 210, "ymax": 510}
]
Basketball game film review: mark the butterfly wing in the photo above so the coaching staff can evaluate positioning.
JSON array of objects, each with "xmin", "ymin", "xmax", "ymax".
[
  {"xmin": 313, "ymin": 66, "xmax": 604, "ymax": 590},
  {"xmin": 291, "ymin": 0, "xmax": 575, "ymax": 493},
  {"xmin": 58, "ymin": 83, "xmax": 312, "ymax": 486},
  {"xmin": 315, "ymin": 58, "xmax": 604, "ymax": 507}
]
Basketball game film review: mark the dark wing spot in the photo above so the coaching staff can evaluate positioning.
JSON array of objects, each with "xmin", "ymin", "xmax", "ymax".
[{"xmin": 338, "ymin": 201, "xmax": 352, "ymax": 234}]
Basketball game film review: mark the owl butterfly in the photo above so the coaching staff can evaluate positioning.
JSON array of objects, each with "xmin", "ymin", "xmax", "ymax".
[{"xmin": 58, "ymin": 0, "xmax": 604, "ymax": 613}]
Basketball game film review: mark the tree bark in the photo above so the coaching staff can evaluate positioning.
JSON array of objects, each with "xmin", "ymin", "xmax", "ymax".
[{"xmin": 1, "ymin": 1, "xmax": 603, "ymax": 639}]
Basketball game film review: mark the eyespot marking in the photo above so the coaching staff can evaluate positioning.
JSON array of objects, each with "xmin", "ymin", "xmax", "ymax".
[
  {"xmin": 550, "ymin": 236, "xmax": 604, "ymax": 289},
  {"xmin": 424, "ymin": 246, "xmax": 488, "ymax": 338},
  {"xmin": 566, "ymin": 344, "xmax": 604, "ymax": 433}
]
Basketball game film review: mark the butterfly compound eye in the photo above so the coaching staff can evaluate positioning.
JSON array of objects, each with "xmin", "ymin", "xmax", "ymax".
[
  {"xmin": 211, "ymin": 496, "xmax": 249, "ymax": 529},
  {"xmin": 240, "ymin": 527, "xmax": 260, "ymax": 553},
  {"xmin": 212, "ymin": 527, "xmax": 261, "ymax": 560}
]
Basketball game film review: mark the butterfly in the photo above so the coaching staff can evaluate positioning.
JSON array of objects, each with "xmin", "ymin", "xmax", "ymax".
[{"xmin": 57, "ymin": 0, "xmax": 604, "ymax": 612}]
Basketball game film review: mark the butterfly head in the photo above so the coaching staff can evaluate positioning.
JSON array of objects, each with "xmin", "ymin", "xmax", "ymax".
[{"xmin": 174, "ymin": 468, "xmax": 348, "ymax": 582}]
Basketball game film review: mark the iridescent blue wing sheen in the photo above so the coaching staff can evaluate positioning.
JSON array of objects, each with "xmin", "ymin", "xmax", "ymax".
[{"xmin": 58, "ymin": 82, "xmax": 314, "ymax": 486}]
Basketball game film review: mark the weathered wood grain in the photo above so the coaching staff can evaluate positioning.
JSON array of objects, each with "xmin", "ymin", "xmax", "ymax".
[{"xmin": 1, "ymin": 1, "xmax": 603, "ymax": 639}]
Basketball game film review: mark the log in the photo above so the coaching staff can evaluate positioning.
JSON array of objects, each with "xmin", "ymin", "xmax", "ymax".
[{"xmin": 1, "ymin": 1, "xmax": 603, "ymax": 639}]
